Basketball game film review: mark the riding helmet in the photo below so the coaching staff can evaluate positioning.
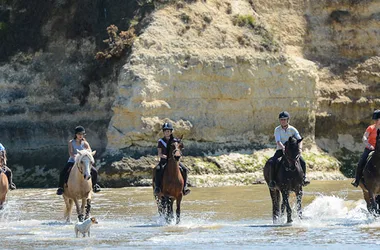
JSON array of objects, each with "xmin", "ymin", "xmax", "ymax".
[
  {"xmin": 75, "ymin": 126, "xmax": 86, "ymax": 134},
  {"xmin": 162, "ymin": 122, "xmax": 174, "ymax": 131},
  {"xmin": 279, "ymin": 111, "xmax": 290, "ymax": 119},
  {"xmin": 372, "ymin": 110, "xmax": 380, "ymax": 120}
]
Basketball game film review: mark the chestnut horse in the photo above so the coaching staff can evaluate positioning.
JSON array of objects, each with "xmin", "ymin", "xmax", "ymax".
[
  {"xmin": 63, "ymin": 149, "xmax": 96, "ymax": 222},
  {"xmin": 0, "ymin": 151, "xmax": 8, "ymax": 209},
  {"xmin": 154, "ymin": 136, "xmax": 184, "ymax": 224},
  {"xmin": 264, "ymin": 136, "xmax": 304, "ymax": 224},
  {"xmin": 360, "ymin": 129, "xmax": 380, "ymax": 215}
]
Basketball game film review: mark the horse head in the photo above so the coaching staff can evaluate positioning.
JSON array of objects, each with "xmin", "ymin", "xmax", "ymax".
[
  {"xmin": 284, "ymin": 136, "xmax": 302, "ymax": 168},
  {"xmin": 75, "ymin": 149, "xmax": 96, "ymax": 180},
  {"xmin": 169, "ymin": 135, "xmax": 183, "ymax": 162}
]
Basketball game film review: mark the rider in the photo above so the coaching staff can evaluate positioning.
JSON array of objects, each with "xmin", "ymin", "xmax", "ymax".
[
  {"xmin": 268, "ymin": 111, "xmax": 310, "ymax": 189},
  {"xmin": 0, "ymin": 143, "xmax": 16, "ymax": 190},
  {"xmin": 56, "ymin": 126, "xmax": 101, "ymax": 195},
  {"xmin": 153, "ymin": 122, "xmax": 191, "ymax": 196},
  {"xmin": 351, "ymin": 109, "xmax": 380, "ymax": 187}
]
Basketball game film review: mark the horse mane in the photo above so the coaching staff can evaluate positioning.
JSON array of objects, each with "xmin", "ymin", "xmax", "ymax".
[
  {"xmin": 74, "ymin": 149, "xmax": 95, "ymax": 164},
  {"xmin": 375, "ymin": 129, "xmax": 380, "ymax": 152}
]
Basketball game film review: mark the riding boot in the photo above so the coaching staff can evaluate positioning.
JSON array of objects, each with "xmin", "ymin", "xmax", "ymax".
[
  {"xmin": 5, "ymin": 167, "xmax": 16, "ymax": 190},
  {"xmin": 154, "ymin": 165, "xmax": 163, "ymax": 195},
  {"xmin": 56, "ymin": 162, "xmax": 72, "ymax": 195},
  {"xmin": 268, "ymin": 160, "xmax": 276, "ymax": 189},
  {"xmin": 180, "ymin": 164, "xmax": 191, "ymax": 196},
  {"xmin": 91, "ymin": 167, "xmax": 101, "ymax": 193},
  {"xmin": 352, "ymin": 162, "xmax": 365, "ymax": 188},
  {"xmin": 300, "ymin": 158, "xmax": 310, "ymax": 186}
]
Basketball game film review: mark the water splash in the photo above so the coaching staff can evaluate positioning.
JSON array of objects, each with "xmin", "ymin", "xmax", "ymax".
[{"xmin": 300, "ymin": 195, "xmax": 370, "ymax": 227}]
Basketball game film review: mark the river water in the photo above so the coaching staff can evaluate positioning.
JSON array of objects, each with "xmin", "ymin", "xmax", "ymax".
[{"xmin": 1, "ymin": 180, "xmax": 379, "ymax": 249}]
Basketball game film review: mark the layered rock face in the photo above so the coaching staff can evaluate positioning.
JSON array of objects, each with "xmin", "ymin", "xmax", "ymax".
[
  {"xmin": 0, "ymin": 0, "xmax": 379, "ymax": 187},
  {"xmin": 0, "ymin": 0, "xmax": 141, "ymax": 187},
  {"xmin": 107, "ymin": 0, "xmax": 318, "ymax": 155}
]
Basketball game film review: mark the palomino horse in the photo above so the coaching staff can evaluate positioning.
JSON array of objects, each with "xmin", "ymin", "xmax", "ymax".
[
  {"xmin": 264, "ymin": 136, "xmax": 304, "ymax": 223},
  {"xmin": 360, "ymin": 129, "xmax": 380, "ymax": 215},
  {"xmin": 0, "ymin": 151, "xmax": 8, "ymax": 209},
  {"xmin": 63, "ymin": 149, "xmax": 96, "ymax": 222},
  {"xmin": 154, "ymin": 136, "xmax": 184, "ymax": 224}
]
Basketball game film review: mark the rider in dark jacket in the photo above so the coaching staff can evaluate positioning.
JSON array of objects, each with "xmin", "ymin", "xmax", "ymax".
[{"xmin": 153, "ymin": 122, "xmax": 191, "ymax": 196}]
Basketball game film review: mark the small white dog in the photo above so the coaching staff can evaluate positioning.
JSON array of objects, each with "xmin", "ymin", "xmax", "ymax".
[{"xmin": 74, "ymin": 217, "xmax": 98, "ymax": 237}]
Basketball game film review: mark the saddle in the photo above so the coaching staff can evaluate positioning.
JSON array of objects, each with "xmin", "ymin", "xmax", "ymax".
[{"xmin": 64, "ymin": 165, "xmax": 74, "ymax": 184}]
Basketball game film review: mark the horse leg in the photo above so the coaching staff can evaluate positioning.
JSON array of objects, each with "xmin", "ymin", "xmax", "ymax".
[
  {"xmin": 368, "ymin": 190, "xmax": 377, "ymax": 216},
  {"xmin": 0, "ymin": 198, "xmax": 4, "ymax": 210},
  {"xmin": 64, "ymin": 197, "xmax": 73, "ymax": 222},
  {"xmin": 281, "ymin": 190, "xmax": 292, "ymax": 224},
  {"xmin": 158, "ymin": 198, "xmax": 165, "ymax": 217},
  {"xmin": 74, "ymin": 199, "xmax": 83, "ymax": 222},
  {"xmin": 270, "ymin": 189, "xmax": 280, "ymax": 223},
  {"xmin": 362, "ymin": 190, "xmax": 371, "ymax": 214},
  {"xmin": 85, "ymin": 199, "xmax": 91, "ymax": 220},
  {"xmin": 165, "ymin": 198, "xmax": 172, "ymax": 224},
  {"xmin": 296, "ymin": 189, "xmax": 303, "ymax": 220},
  {"xmin": 176, "ymin": 196, "xmax": 182, "ymax": 224}
]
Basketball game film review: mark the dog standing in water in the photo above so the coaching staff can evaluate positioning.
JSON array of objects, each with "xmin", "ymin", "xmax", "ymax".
[{"xmin": 74, "ymin": 217, "xmax": 98, "ymax": 237}]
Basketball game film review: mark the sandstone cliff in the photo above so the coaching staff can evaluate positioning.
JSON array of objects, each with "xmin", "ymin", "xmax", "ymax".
[{"xmin": 0, "ymin": 0, "xmax": 379, "ymax": 187}]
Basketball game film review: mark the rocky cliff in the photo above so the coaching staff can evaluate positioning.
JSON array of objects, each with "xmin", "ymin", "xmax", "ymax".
[{"xmin": 0, "ymin": 0, "xmax": 379, "ymax": 187}]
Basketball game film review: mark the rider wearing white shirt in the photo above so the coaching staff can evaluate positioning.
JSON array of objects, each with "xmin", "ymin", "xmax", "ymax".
[{"xmin": 268, "ymin": 111, "xmax": 310, "ymax": 189}]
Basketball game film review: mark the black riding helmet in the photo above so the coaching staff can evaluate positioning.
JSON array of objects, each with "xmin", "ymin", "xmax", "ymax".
[
  {"xmin": 162, "ymin": 122, "xmax": 173, "ymax": 131},
  {"xmin": 75, "ymin": 126, "xmax": 86, "ymax": 134},
  {"xmin": 279, "ymin": 111, "xmax": 290, "ymax": 119},
  {"xmin": 372, "ymin": 110, "xmax": 380, "ymax": 120}
]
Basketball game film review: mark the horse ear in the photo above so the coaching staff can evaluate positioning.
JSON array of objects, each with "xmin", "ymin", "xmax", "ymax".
[
  {"xmin": 179, "ymin": 134, "xmax": 183, "ymax": 140},
  {"xmin": 77, "ymin": 150, "xmax": 83, "ymax": 156},
  {"xmin": 92, "ymin": 150, "xmax": 96, "ymax": 156},
  {"xmin": 297, "ymin": 138, "xmax": 303, "ymax": 143}
]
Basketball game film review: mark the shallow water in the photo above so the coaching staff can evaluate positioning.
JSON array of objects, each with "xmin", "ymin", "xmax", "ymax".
[{"xmin": 0, "ymin": 180, "xmax": 379, "ymax": 249}]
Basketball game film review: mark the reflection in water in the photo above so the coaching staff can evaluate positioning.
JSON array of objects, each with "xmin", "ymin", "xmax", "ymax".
[{"xmin": 0, "ymin": 180, "xmax": 380, "ymax": 249}]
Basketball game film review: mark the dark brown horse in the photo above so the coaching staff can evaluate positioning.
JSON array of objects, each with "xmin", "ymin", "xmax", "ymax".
[
  {"xmin": 153, "ymin": 136, "xmax": 184, "ymax": 224},
  {"xmin": 360, "ymin": 129, "xmax": 380, "ymax": 215},
  {"xmin": 264, "ymin": 136, "xmax": 304, "ymax": 224}
]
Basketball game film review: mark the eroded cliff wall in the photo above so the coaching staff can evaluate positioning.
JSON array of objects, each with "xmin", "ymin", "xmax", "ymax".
[{"xmin": 0, "ymin": 0, "xmax": 379, "ymax": 187}]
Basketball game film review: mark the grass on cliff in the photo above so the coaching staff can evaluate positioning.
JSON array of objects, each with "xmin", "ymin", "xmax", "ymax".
[{"xmin": 186, "ymin": 149, "xmax": 341, "ymax": 176}]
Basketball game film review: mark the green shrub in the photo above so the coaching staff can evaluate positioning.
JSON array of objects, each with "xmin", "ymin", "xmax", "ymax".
[
  {"xmin": 232, "ymin": 15, "xmax": 256, "ymax": 28},
  {"xmin": 95, "ymin": 25, "xmax": 136, "ymax": 60}
]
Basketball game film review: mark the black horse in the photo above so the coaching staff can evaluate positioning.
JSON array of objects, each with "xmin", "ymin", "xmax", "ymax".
[
  {"xmin": 264, "ymin": 136, "xmax": 304, "ymax": 224},
  {"xmin": 360, "ymin": 129, "xmax": 380, "ymax": 215}
]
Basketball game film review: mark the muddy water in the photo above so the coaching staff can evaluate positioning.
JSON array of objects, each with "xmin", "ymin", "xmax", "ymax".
[{"xmin": 0, "ymin": 180, "xmax": 378, "ymax": 249}]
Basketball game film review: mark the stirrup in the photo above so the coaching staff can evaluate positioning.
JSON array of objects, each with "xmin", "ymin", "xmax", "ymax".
[
  {"xmin": 56, "ymin": 187, "xmax": 64, "ymax": 195},
  {"xmin": 93, "ymin": 184, "xmax": 101, "ymax": 193},
  {"xmin": 9, "ymin": 183, "xmax": 16, "ymax": 190},
  {"xmin": 183, "ymin": 188, "xmax": 191, "ymax": 196},
  {"xmin": 351, "ymin": 180, "xmax": 359, "ymax": 187}
]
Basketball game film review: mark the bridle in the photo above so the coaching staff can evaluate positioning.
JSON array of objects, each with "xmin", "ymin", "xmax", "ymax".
[
  {"xmin": 170, "ymin": 141, "xmax": 182, "ymax": 161},
  {"xmin": 75, "ymin": 154, "xmax": 93, "ymax": 175},
  {"xmin": 283, "ymin": 145, "xmax": 300, "ymax": 172}
]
